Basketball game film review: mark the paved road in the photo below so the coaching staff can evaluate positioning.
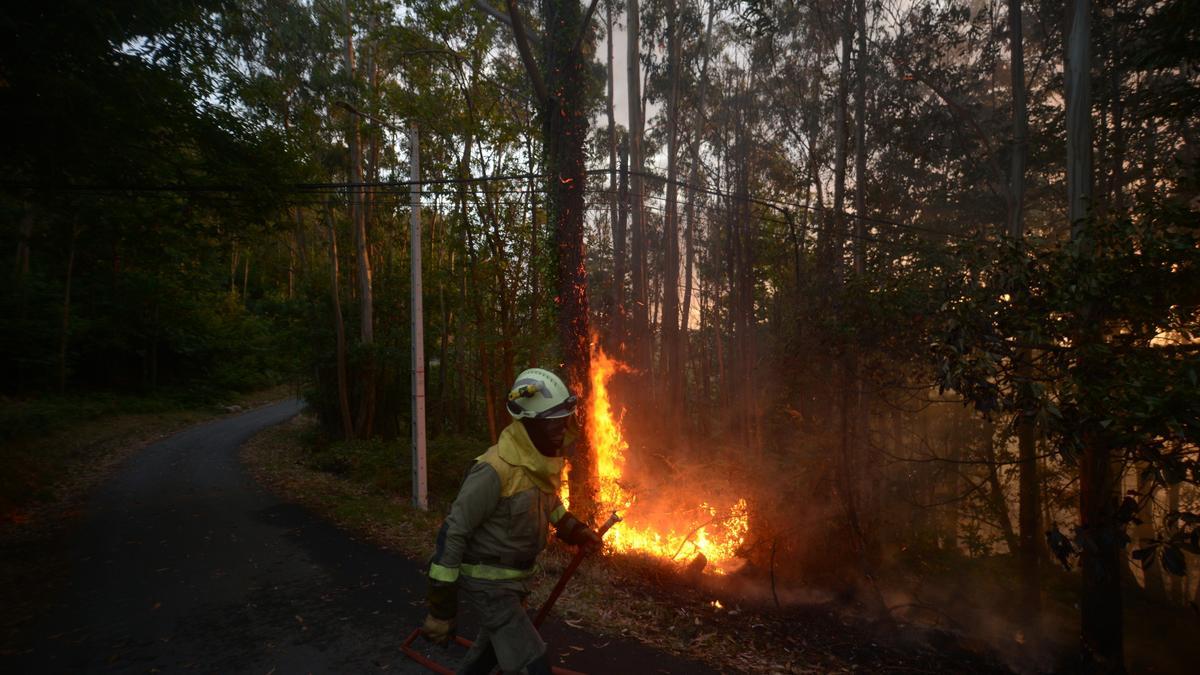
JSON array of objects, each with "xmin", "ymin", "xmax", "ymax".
[{"xmin": 7, "ymin": 401, "xmax": 715, "ymax": 674}]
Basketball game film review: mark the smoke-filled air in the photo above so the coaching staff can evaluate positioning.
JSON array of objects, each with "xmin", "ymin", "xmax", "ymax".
[{"xmin": 2, "ymin": 1, "xmax": 1198, "ymax": 674}]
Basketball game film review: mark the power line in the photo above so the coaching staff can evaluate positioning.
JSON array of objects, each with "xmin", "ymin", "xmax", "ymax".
[
  {"xmin": 7, "ymin": 168, "xmax": 974, "ymax": 243},
  {"xmin": 583, "ymin": 188, "xmax": 940, "ymax": 250},
  {"xmin": 4, "ymin": 166, "xmax": 968, "ymax": 241},
  {"xmin": 0, "ymin": 172, "xmax": 553, "ymax": 196},
  {"xmin": 587, "ymin": 168, "xmax": 966, "ymax": 240}
]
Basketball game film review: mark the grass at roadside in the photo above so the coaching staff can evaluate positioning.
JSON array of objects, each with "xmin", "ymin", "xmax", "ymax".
[
  {"xmin": 242, "ymin": 412, "xmax": 448, "ymax": 555},
  {"xmin": 242, "ymin": 416, "xmax": 1013, "ymax": 674}
]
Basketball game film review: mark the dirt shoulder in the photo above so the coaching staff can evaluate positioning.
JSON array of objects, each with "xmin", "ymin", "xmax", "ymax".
[
  {"xmin": 0, "ymin": 385, "xmax": 293, "ymax": 656},
  {"xmin": 242, "ymin": 415, "xmax": 1013, "ymax": 674}
]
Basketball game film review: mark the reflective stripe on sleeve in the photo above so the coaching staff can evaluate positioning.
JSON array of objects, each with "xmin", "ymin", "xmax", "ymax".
[
  {"xmin": 460, "ymin": 562, "xmax": 537, "ymax": 581},
  {"xmin": 429, "ymin": 562, "xmax": 460, "ymax": 583},
  {"xmin": 550, "ymin": 504, "xmax": 567, "ymax": 525}
]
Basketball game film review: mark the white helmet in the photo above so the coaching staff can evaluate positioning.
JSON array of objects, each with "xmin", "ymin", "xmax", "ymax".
[{"xmin": 506, "ymin": 368, "xmax": 578, "ymax": 419}]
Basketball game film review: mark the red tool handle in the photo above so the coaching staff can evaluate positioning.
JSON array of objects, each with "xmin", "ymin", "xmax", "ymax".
[{"xmin": 533, "ymin": 511, "xmax": 621, "ymax": 627}]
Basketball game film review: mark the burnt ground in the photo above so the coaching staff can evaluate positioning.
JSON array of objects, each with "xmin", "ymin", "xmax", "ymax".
[
  {"xmin": 568, "ymin": 551, "xmax": 1020, "ymax": 674},
  {"xmin": 0, "ymin": 401, "xmax": 715, "ymax": 674}
]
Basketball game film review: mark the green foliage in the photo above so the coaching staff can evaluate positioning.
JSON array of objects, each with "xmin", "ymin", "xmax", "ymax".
[
  {"xmin": 1, "ymin": 0, "xmax": 305, "ymax": 398},
  {"xmin": 936, "ymin": 200, "xmax": 1200, "ymax": 570},
  {"xmin": 0, "ymin": 393, "xmax": 178, "ymax": 445},
  {"xmin": 937, "ymin": 206, "xmax": 1200, "ymax": 457}
]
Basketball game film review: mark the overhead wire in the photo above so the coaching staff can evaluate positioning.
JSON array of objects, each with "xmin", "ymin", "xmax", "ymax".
[
  {"xmin": 2, "ymin": 165, "xmax": 968, "ymax": 241},
  {"xmin": 584, "ymin": 186, "xmax": 942, "ymax": 250},
  {"xmin": 588, "ymin": 168, "xmax": 968, "ymax": 240},
  {"xmin": 13, "ymin": 180, "xmax": 958, "ymax": 258}
]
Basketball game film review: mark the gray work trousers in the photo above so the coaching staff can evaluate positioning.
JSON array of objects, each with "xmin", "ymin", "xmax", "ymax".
[{"xmin": 456, "ymin": 576, "xmax": 545, "ymax": 674}]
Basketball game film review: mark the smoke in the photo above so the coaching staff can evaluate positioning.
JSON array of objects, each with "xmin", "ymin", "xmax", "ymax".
[{"xmin": 595, "ymin": 367, "xmax": 1119, "ymax": 673}]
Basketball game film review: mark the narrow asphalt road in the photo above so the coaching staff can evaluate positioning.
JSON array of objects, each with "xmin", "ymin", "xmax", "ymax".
[{"xmin": 7, "ymin": 401, "xmax": 716, "ymax": 674}]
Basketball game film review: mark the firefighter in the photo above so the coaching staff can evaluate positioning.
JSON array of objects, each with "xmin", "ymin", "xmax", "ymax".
[{"xmin": 421, "ymin": 368, "xmax": 602, "ymax": 675}]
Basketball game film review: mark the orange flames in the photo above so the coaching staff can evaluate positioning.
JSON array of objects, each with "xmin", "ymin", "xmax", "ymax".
[{"xmin": 564, "ymin": 346, "xmax": 749, "ymax": 574}]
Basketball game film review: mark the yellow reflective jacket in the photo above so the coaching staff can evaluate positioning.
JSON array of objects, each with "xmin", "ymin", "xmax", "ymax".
[{"xmin": 429, "ymin": 421, "xmax": 569, "ymax": 583}]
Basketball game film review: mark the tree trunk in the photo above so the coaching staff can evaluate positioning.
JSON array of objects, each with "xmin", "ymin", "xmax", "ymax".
[
  {"xmin": 1068, "ymin": 1, "xmax": 1121, "ymax": 670},
  {"xmin": 680, "ymin": 0, "xmax": 715, "ymax": 427},
  {"xmin": 459, "ymin": 122, "xmax": 492, "ymax": 441},
  {"xmin": 1008, "ymin": 0, "xmax": 1029, "ymax": 237},
  {"xmin": 14, "ymin": 207, "xmax": 34, "ymax": 283},
  {"xmin": 851, "ymin": 0, "xmax": 880, "ymax": 565},
  {"xmin": 626, "ymin": 0, "xmax": 648, "ymax": 375},
  {"xmin": 614, "ymin": 137, "xmax": 629, "ymax": 353},
  {"xmin": 1079, "ymin": 430, "xmax": 1123, "ymax": 672},
  {"xmin": 852, "ymin": 0, "xmax": 868, "ymax": 276},
  {"xmin": 343, "ymin": 0, "xmax": 375, "ymax": 438},
  {"xmin": 829, "ymin": 0, "xmax": 855, "ymax": 551},
  {"xmin": 605, "ymin": 0, "xmax": 619, "ymax": 349},
  {"xmin": 536, "ymin": 0, "xmax": 594, "ymax": 519},
  {"xmin": 287, "ymin": 233, "xmax": 296, "ymax": 299},
  {"xmin": 1067, "ymin": 0, "xmax": 1094, "ymax": 232},
  {"xmin": 1129, "ymin": 469, "xmax": 1164, "ymax": 593},
  {"xmin": 1009, "ymin": 0, "xmax": 1042, "ymax": 619},
  {"xmin": 57, "ymin": 222, "xmax": 80, "ymax": 394},
  {"xmin": 1108, "ymin": 18, "xmax": 1127, "ymax": 213},
  {"xmin": 983, "ymin": 419, "xmax": 1021, "ymax": 554},
  {"xmin": 230, "ymin": 242, "xmax": 239, "ymax": 295},
  {"xmin": 661, "ymin": 0, "xmax": 683, "ymax": 428},
  {"xmin": 528, "ymin": 129, "xmax": 541, "ymax": 366},
  {"xmin": 824, "ymin": 8, "xmax": 852, "ymax": 285},
  {"xmin": 698, "ymin": 278, "xmax": 711, "ymax": 432},
  {"xmin": 325, "ymin": 207, "xmax": 354, "ymax": 441},
  {"xmin": 1167, "ymin": 483, "xmax": 1182, "ymax": 603}
]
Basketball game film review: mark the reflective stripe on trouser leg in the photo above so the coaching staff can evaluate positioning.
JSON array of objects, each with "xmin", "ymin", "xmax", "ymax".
[{"xmin": 458, "ymin": 578, "xmax": 544, "ymax": 673}]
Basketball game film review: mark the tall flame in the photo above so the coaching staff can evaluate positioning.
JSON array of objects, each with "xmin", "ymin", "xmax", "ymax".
[{"xmin": 567, "ymin": 346, "xmax": 749, "ymax": 574}]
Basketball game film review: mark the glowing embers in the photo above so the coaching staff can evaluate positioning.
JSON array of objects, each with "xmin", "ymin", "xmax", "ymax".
[{"xmin": 575, "ymin": 345, "xmax": 749, "ymax": 574}]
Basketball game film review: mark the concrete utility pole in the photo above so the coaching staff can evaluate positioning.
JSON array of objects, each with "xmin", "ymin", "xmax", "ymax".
[{"xmin": 410, "ymin": 125, "xmax": 428, "ymax": 511}]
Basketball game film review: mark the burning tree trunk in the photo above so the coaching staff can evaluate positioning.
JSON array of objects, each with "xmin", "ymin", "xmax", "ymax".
[{"xmin": 499, "ymin": 0, "xmax": 597, "ymax": 519}]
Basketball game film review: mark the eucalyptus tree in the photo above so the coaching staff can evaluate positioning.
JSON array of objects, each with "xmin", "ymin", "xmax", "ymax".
[{"xmin": 471, "ymin": 0, "xmax": 605, "ymax": 515}]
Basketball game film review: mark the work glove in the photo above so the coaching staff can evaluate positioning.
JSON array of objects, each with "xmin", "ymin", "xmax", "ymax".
[
  {"xmin": 421, "ymin": 579, "xmax": 457, "ymax": 646},
  {"xmin": 420, "ymin": 613, "xmax": 455, "ymax": 646},
  {"xmin": 556, "ymin": 513, "xmax": 603, "ymax": 554}
]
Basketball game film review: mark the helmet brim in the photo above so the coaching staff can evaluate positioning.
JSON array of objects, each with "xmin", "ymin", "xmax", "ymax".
[
  {"xmin": 507, "ymin": 395, "xmax": 577, "ymax": 419},
  {"xmin": 538, "ymin": 395, "xmax": 578, "ymax": 419}
]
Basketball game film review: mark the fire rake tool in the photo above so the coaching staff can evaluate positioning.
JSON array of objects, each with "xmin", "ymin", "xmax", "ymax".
[
  {"xmin": 401, "ymin": 511, "xmax": 623, "ymax": 675},
  {"xmin": 533, "ymin": 510, "xmax": 621, "ymax": 627}
]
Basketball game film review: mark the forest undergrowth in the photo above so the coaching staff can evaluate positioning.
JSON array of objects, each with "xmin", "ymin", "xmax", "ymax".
[{"xmin": 243, "ymin": 414, "xmax": 1019, "ymax": 674}]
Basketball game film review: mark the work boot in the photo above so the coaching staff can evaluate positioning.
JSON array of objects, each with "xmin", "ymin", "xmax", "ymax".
[
  {"xmin": 522, "ymin": 651, "xmax": 553, "ymax": 675},
  {"xmin": 457, "ymin": 643, "xmax": 498, "ymax": 675}
]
